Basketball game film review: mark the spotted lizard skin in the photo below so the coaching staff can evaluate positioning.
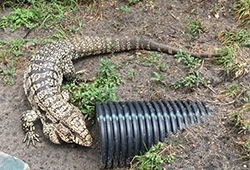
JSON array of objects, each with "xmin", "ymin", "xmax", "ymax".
[{"xmin": 22, "ymin": 36, "xmax": 224, "ymax": 147}]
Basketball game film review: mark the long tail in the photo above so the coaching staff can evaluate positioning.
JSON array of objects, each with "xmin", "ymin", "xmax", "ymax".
[{"xmin": 69, "ymin": 36, "xmax": 225, "ymax": 59}]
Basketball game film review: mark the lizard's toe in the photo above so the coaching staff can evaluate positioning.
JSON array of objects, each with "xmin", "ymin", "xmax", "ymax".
[{"xmin": 23, "ymin": 131, "xmax": 40, "ymax": 146}]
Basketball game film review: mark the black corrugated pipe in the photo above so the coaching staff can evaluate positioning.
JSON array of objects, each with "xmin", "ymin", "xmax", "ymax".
[{"xmin": 96, "ymin": 100, "xmax": 211, "ymax": 169}]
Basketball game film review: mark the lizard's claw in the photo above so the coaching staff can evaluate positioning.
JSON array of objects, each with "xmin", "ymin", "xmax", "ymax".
[{"xmin": 23, "ymin": 131, "xmax": 40, "ymax": 147}]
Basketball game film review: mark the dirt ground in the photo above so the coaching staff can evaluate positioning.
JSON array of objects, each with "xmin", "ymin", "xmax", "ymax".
[{"xmin": 0, "ymin": 0, "xmax": 250, "ymax": 169}]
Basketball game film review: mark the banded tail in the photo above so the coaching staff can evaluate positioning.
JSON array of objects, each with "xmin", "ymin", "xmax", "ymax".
[{"xmin": 69, "ymin": 36, "xmax": 225, "ymax": 59}]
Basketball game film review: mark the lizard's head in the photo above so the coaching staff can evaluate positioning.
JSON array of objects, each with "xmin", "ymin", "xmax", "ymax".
[
  {"xmin": 56, "ymin": 105, "xmax": 93, "ymax": 147},
  {"xmin": 56, "ymin": 119, "xmax": 93, "ymax": 147}
]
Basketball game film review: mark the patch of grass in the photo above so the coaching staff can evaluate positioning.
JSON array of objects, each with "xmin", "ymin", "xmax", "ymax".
[
  {"xmin": 214, "ymin": 47, "xmax": 248, "ymax": 81},
  {"xmin": 174, "ymin": 50, "xmax": 202, "ymax": 70},
  {"xmin": 130, "ymin": 142, "xmax": 175, "ymax": 170},
  {"xmin": 127, "ymin": 0, "xmax": 141, "ymax": 5},
  {"xmin": 0, "ymin": 39, "xmax": 25, "ymax": 61},
  {"xmin": 218, "ymin": 29, "xmax": 250, "ymax": 49},
  {"xmin": 214, "ymin": 47, "xmax": 234, "ymax": 68},
  {"xmin": 186, "ymin": 19, "xmax": 203, "ymax": 39},
  {"xmin": 0, "ymin": 0, "xmax": 80, "ymax": 31},
  {"xmin": 0, "ymin": 7, "xmax": 40, "ymax": 31},
  {"xmin": 230, "ymin": 102, "xmax": 250, "ymax": 159},
  {"xmin": 139, "ymin": 52, "xmax": 161, "ymax": 67},
  {"xmin": 62, "ymin": 59, "xmax": 121, "ymax": 122},
  {"xmin": 234, "ymin": 0, "xmax": 250, "ymax": 26},
  {"xmin": 217, "ymin": 29, "xmax": 249, "ymax": 80},
  {"xmin": 150, "ymin": 71, "xmax": 166, "ymax": 86},
  {"xmin": 172, "ymin": 71, "xmax": 206, "ymax": 89},
  {"xmin": 172, "ymin": 51, "xmax": 206, "ymax": 89},
  {"xmin": 242, "ymin": 141, "xmax": 250, "ymax": 158},
  {"xmin": 120, "ymin": 5, "xmax": 130, "ymax": 13},
  {"xmin": 0, "ymin": 38, "xmax": 27, "ymax": 85},
  {"xmin": 128, "ymin": 69, "xmax": 136, "ymax": 80},
  {"xmin": 0, "ymin": 60, "xmax": 17, "ymax": 85},
  {"xmin": 230, "ymin": 102, "xmax": 250, "ymax": 134},
  {"xmin": 158, "ymin": 62, "xmax": 168, "ymax": 72},
  {"xmin": 221, "ymin": 84, "xmax": 242, "ymax": 97}
]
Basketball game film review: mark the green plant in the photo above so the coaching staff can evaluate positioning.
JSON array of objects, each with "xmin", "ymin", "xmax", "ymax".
[
  {"xmin": 0, "ymin": 0, "xmax": 80, "ymax": 31},
  {"xmin": 62, "ymin": 59, "xmax": 121, "ymax": 122},
  {"xmin": 131, "ymin": 143, "xmax": 164, "ymax": 170},
  {"xmin": 130, "ymin": 142, "xmax": 175, "ymax": 169},
  {"xmin": 165, "ymin": 155, "xmax": 175, "ymax": 164},
  {"xmin": 120, "ymin": 5, "xmax": 130, "ymax": 13},
  {"xmin": 174, "ymin": 51, "xmax": 201, "ymax": 70},
  {"xmin": 213, "ymin": 47, "xmax": 246, "ymax": 80},
  {"xmin": 0, "ymin": 38, "xmax": 27, "ymax": 85},
  {"xmin": 242, "ymin": 141, "xmax": 250, "ymax": 158},
  {"xmin": 221, "ymin": 84, "xmax": 241, "ymax": 97},
  {"xmin": 139, "ymin": 52, "xmax": 161, "ymax": 66},
  {"xmin": 234, "ymin": 0, "xmax": 250, "ymax": 26},
  {"xmin": 172, "ymin": 51, "xmax": 206, "ymax": 89},
  {"xmin": 218, "ymin": 29, "xmax": 250, "ymax": 48},
  {"xmin": 150, "ymin": 72, "xmax": 166, "ymax": 86},
  {"xmin": 0, "ymin": 60, "xmax": 17, "ymax": 85},
  {"xmin": 172, "ymin": 71, "xmax": 206, "ymax": 89},
  {"xmin": 0, "ymin": 7, "xmax": 40, "ymax": 31},
  {"xmin": 159, "ymin": 62, "xmax": 168, "ymax": 72},
  {"xmin": 230, "ymin": 103, "xmax": 250, "ymax": 133},
  {"xmin": 128, "ymin": 69, "xmax": 136, "ymax": 80},
  {"xmin": 186, "ymin": 19, "xmax": 203, "ymax": 39},
  {"xmin": 127, "ymin": 0, "xmax": 140, "ymax": 5}
]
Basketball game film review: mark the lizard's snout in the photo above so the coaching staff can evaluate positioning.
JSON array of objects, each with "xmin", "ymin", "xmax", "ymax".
[{"xmin": 75, "ymin": 133, "xmax": 93, "ymax": 147}]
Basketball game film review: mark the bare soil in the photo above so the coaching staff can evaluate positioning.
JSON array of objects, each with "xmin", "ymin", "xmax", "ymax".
[{"xmin": 0, "ymin": 0, "xmax": 250, "ymax": 169}]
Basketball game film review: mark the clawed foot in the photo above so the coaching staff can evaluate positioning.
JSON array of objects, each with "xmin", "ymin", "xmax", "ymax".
[
  {"xmin": 21, "ymin": 110, "xmax": 40, "ymax": 147},
  {"xmin": 23, "ymin": 131, "xmax": 40, "ymax": 146}
]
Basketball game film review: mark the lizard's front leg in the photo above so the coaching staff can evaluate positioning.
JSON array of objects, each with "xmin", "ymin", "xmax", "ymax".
[
  {"xmin": 21, "ymin": 110, "xmax": 40, "ymax": 146},
  {"xmin": 40, "ymin": 118, "xmax": 78, "ymax": 145},
  {"xmin": 40, "ymin": 118, "xmax": 63, "ymax": 144}
]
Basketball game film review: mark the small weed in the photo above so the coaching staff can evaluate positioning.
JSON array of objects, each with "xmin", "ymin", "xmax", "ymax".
[
  {"xmin": 9, "ymin": 39, "xmax": 25, "ymax": 56},
  {"xmin": 130, "ymin": 142, "xmax": 175, "ymax": 169},
  {"xmin": 172, "ymin": 51, "xmax": 205, "ymax": 89},
  {"xmin": 0, "ymin": 60, "xmax": 17, "ymax": 85},
  {"xmin": 150, "ymin": 71, "xmax": 166, "ymax": 86},
  {"xmin": 242, "ymin": 141, "xmax": 250, "ymax": 158},
  {"xmin": 186, "ymin": 19, "xmax": 203, "ymax": 39},
  {"xmin": 125, "ymin": 55, "xmax": 135, "ymax": 65},
  {"xmin": 139, "ymin": 52, "xmax": 161, "ymax": 67},
  {"xmin": 128, "ymin": 69, "xmax": 136, "ymax": 80},
  {"xmin": 234, "ymin": 0, "xmax": 250, "ymax": 26},
  {"xmin": 221, "ymin": 84, "xmax": 241, "ymax": 97},
  {"xmin": 158, "ymin": 62, "xmax": 168, "ymax": 72},
  {"xmin": 127, "ymin": 0, "xmax": 141, "ymax": 5},
  {"xmin": 218, "ymin": 29, "xmax": 250, "ymax": 49},
  {"xmin": 0, "ymin": 7, "xmax": 39, "ymax": 31},
  {"xmin": 0, "ymin": 39, "xmax": 25, "ymax": 61},
  {"xmin": 120, "ymin": 5, "xmax": 130, "ymax": 13},
  {"xmin": 62, "ymin": 59, "xmax": 121, "ymax": 122},
  {"xmin": 174, "ymin": 51, "xmax": 202, "ymax": 70},
  {"xmin": 165, "ymin": 155, "xmax": 175, "ymax": 164},
  {"xmin": 214, "ymin": 47, "xmax": 235, "ymax": 73},
  {"xmin": 172, "ymin": 71, "xmax": 206, "ymax": 89},
  {"xmin": 230, "ymin": 102, "xmax": 250, "ymax": 159},
  {"xmin": 0, "ymin": 38, "xmax": 26, "ymax": 85},
  {"xmin": 230, "ymin": 103, "xmax": 250, "ymax": 134},
  {"xmin": 0, "ymin": 0, "xmax": 80, "ymax": 31}
]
